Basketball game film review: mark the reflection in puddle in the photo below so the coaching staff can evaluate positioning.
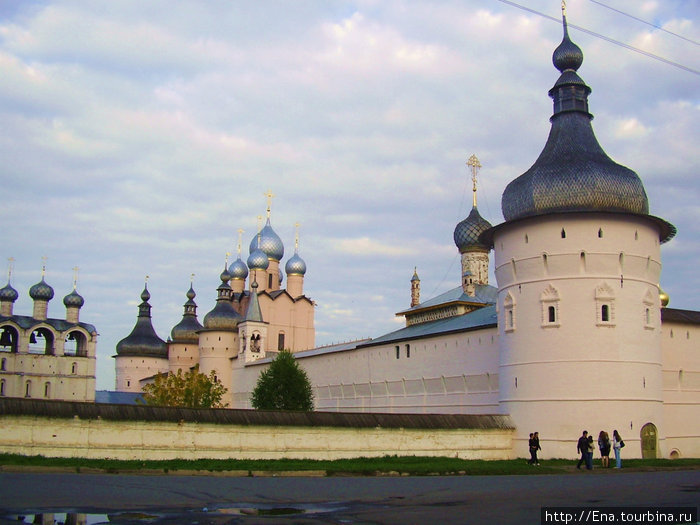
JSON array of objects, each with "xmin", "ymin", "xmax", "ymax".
[{"xmin": 1, "ymin": 503, "xmax": 347, "ymax": 523}]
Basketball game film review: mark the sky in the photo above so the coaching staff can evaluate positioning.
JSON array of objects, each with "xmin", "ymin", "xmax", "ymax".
[{"xmin": 1, "ymin": 0, "xmax": 697, "ymax": 391}]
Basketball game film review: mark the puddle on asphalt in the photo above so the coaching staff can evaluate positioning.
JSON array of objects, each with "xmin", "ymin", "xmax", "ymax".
[{"xmin": 1, "ymin": 503, "xmax": 348, "ymax": 523}]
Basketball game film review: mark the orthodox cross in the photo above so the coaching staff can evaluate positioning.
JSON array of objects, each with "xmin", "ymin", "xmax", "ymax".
[
  {"xmin": 6, "ymin": 257, "xmax": 14, "ymax": 283},
  {"xmin": 294, "ymin": 221, "xmax": 300, "ymax": 253},
  {"xmin": 264, "ymin": 190, "xmax": 275, "ymax": 218},
  {"xmin": 72, "ymin": 266, "xmax": 79, "ymax": 289},
  {"xmin": 236, "ymin": 228, "xmax": 244, "ymax": 257},
  {"xmin": 467, "ymin": 154, "xmax": 481, "ymax": 207},
  {"xmin": 41, "ymin": 255, "xmax": 48, "ymax": 277}
]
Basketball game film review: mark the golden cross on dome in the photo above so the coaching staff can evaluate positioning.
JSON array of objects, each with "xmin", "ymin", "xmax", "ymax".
[
  {"xmin": 562, "ymin": 0, "xmax": 567, "ymax": 17},
  {"xmin": 72, "ymin": 266, "xmax": 79, "ymax": 289},
  {"xmin": 294, "ymin": 221, "xmax": 300, "ymax": 253},
  {"xmin": 264, "ymin": 189, "xmax": 275, "ymax": 218},
  {"xmin": 467, "ymin": 154, "xmax": 481, "ymax": 207},
  {"xmin": 237, "ymin": 228, "xmax": 244, "ymax": 256},
  {"xmin": 225, "ymin": 251, "xmax": 230, "ymax": 266},
  {"xmin": 145, "ymin": 275, "xmax": 149, "ymax": 285},
  {"xmin": 40, "ymin": 255, "xmax": 48, "ymax": 277},
  {"xmin": 7, "ymin": 257, "xmax": 14, "ymax": 282},
  {"xmin": 190, "ymin": 273, "xmax": 195, "ymax": 285}
]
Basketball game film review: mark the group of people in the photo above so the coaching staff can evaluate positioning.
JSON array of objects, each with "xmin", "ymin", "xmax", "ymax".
[
  {"xmin": 576, "ymin": 429, "xmax": 624, "ymax": 470},
  {"xmin": 528, "ymin": 432, "xmax": 541, "ymax": 465}
]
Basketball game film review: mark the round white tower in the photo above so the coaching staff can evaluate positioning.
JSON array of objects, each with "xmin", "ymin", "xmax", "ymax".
[{"xmin": 482, "ymin": 9, "xmax": 676, "ymax": 459}]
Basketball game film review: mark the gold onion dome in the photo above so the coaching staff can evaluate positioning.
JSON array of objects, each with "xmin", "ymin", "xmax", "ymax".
[{"xmin": 659, "ymin": 287, "xmax": 670, "ymax": 308}]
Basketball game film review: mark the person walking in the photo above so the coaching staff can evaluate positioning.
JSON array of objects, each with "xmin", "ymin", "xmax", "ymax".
[
  {"xmin": 576, "ymin": 431, "xmax": 588, "ymax": 470},
  {"xmin": 529, "ymin": 432, "xmax": 541, "ymax": 465},
  {"xmin": 612, "ymin": 430, "xmax": 624, "ymax": 469},
  {"xmin": 598, "ymin": 431, "xmax": 611, "ymax": 468}
]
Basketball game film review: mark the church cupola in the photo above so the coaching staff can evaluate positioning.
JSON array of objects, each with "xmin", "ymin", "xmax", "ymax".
[
  {"xmin": 170, "ymin": 279, "xmax": 204, "ymax": 343},
  {"xmin": 116, "ymin": 280, "xmax": 168, "ymax": 358},
  {"xmin": 285, "ymin": 222, "xmax": 307, "ymax": 298},
  {"xmin": 0, "ymin": 259, "xmax": 19, "ymax": 317},
  {"xmin": 203, "ymin": 261, "xmax": 243, "ymax": 331},
  {"xmin": 229, "ymin": 229, "xmax": 249, "ymax": 295},
  {"xmin": 63, "ymin": 267, "xmax": 84, "ymax": 323},
  {"xmin": 453, "ymin": 155, "xmax": 492, "ymax": 296},
  {"xmin": 29, "ymin": 260, "xmax": 54, "ymax": 321}
]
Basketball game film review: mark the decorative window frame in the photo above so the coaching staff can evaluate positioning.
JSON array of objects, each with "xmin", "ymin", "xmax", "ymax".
[
  {"xmin": 595, "ymin": 282, "xmax": 616, "ymax": 327},
  {"xmin": 540, "ymin": 284, "xmax": 560, "ymax": 328},
  {"xmin": 504, "ymin": 291, "xmax": 516, "ymax": 332}
]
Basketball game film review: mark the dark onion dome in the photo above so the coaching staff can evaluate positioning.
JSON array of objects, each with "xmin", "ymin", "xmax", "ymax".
[
  {"xmin": 63, "ymin": 288, "xmax": 85, "ymax": 308},
  {"xmin": 170, "ymin": 285, "xmax": 203, "ymax": 343},
  {"xmin": 29, "ymin": 277, "xmax": 54, "ymax": 301},
  {"xmin": 247, "ymin": 244, "xmax": 270, "ymax": 271},
  {"xmin": 228, "ymin": 257, "xmax": 248, "ymax": 280},
  {"xmin": 454, "ymin": 206, "xmax": 492, "ymax": 252},
  {"xmin": 496, "ymin": 12, "xmax": 675, "ymax": 244},
  {"xmin": 116, "ymin": 284, "xmax": 167, "ymax": 358},
  {"xmin": 285, "ymin": 252, "xmax": 307, "ymax": 276},
  {"xmin": 0, "ymin": 281, "xmax": 18, "ymax": 303},
  {"xmin": 248, "ymin": 218, "xmax": 284, "ymax": 262},
  {"xmin": 203, "ymin": 269, "xmax": 243, "ymax": 330}
]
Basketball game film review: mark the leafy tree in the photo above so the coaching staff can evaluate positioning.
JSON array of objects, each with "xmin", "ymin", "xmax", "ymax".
[
  {"xmin": 251, "ymin": 350, "xmax": 315, "ymax": 411},
  {"xmin": 140, "ymin": 365, "xmax": 228, "ymax": 408}
]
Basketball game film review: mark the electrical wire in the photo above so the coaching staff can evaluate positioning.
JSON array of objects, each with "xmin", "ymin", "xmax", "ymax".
[{"xmin": 495, "ymin": 0, "xmax": 699, "ymax": 76}]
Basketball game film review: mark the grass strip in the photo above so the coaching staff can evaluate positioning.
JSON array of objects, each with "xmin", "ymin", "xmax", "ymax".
[{"xmin": 0, "ymin": 454, "xmax": 697, "ymax": 476}]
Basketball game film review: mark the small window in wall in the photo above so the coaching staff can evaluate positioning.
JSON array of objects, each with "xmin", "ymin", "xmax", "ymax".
[
  {"xmin": 0, "ymin": 379, "xmax": 5, "ymax": 396},
  {"xmin": 0, "ymin": 357, "xmax": 5, "ymax": 371},
  {"xmin": 595, "ymin": 283, "xmax": 615, "ymax": 327},
  {"xmin": 405, "ymin": 344, "xmax": 410, "ymax": 358},
  {"xmin": 504, "ymin": 292, "xmax": 516, "ymax": 332},
  {"xmin": 395, "ymin": 345, "xmax": 400, "ymax": 359},
  {"xmin": 277, "ymin": 332, "xmax": 285, "ymax": 351},
  {"xmin": 127, "ymin": 380, "xmax": 131, "ymax": 387},
  {"xmin": 561, "ymin": 228, "xmax": 566, "ymax": 239},
  {"xmin": 525, "ymin": 234, "xmax": 529, "ymax": 244},
  {"xmin": 25, "ymin": 380, "xmax": 31, "ymax": 398},
  {"xmin": 601, "ymin": 304, "xmax": 610, "ymax": 322},
  {"xmin": 268, "ymin": 273, "xmax": 273, "ymax": 289},
  {"xmin": 71, "ymin": 362, "xmax": 77, "ymax": 375},
  {"xmin": 44, "ymin": 382, "xmax": 51, "ymax": 399},
  {"xmin": 598, "ymin": 228, "xmax": 603, "ymax": 238},
  {"xmin": 540, "ymin": 284, "xmax": 560, "ymax": 328}
]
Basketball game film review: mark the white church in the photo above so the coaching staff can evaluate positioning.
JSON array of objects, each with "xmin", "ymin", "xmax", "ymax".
[{"xmin": 112, "ymin": 13, "xmax": 699, "ymax": 460}]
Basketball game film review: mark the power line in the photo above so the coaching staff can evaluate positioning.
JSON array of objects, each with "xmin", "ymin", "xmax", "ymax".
[
  {"xmin": 589, "ymin": 0, "xmax": 699, "ymax": 47},
  {"xmin": 495, "ymin": 0, "xmax": 699, "ymax": 76}
]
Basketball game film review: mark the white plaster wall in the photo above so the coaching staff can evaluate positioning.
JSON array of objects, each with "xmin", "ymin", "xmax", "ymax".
[
  {"xmin": 493, "ymin": 213, "xmax": 666, "ymax": 458},
  {"xmin": 168, "ymin": 342, "xmax": 199, "ymax": 375},
  {"xmin": 198, "ymin": 330, "xmax": 238, "ymax": 394},
  {"xmin": 0, "ymin": 415, "xmax": 514, "ymax": 461},
  {"xmin": 115, "ymin": 355, "xmax": 168, "ymax": 392}
]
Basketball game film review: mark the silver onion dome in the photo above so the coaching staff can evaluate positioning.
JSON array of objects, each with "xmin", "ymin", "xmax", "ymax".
[
  {"xmin": 0, "ymin": 282, "xmax": 18, "ymax": 303},
  {"xmin": 228, "ymin": 257, "xmax": 249, "ymax": 280},
  {"xmin": 247, "ymin": 246, "xmax": 269, "ymax": 271},
  {"xmin": 454, "ymin": 206, "xmax": 492, "ymax": 252},
  {"xmin": 29, "ymin": 277, "xmax": 54, "ymax": 301},
  {"xmin": 248, "ymin": 218, "xmax": 284, "ymax": 262},
  {"xmin": 63, "ymin": 289, "xmax": 85, "ymax": 308},
  {"xmin": 285, "ymin": 253, "xmax": 307, "ymax": 276}
]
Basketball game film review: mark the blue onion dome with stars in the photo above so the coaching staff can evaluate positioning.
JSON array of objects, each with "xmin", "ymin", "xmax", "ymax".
[
  {"xmin": 63, "ymin": 288, "xmax": 85, "ymax": 308},
  {"xmin": 228, "ymin": 256, "xmax": 248, "ymax": 280},
  {"xmin": 171, "ymin": 284, "xmax": 203, "ymax": 343},
  {"xmin": 116, "ymin": 283, "xmax": 167, "ymax": 358},
  {"xmin": 497, "ymin": 9, "xmax": 675, "ymax": 243},
  {"xmin": 29, "ymin": 276, "xmax": 54, "ymax": 301},
  {"xmin": 0, "ymin": 281, "xmax": 18, "ymax": 303},
  {"xmin": 203, "ymin": 267, "xmax": 243, "ymax": 330},
  {"xmin": 285, "ymin": 253, "xmax": 307, "ymax": 276},
  {"xmin": 248, "ymin": 218, "xmax": 284, "ymax": 262}
]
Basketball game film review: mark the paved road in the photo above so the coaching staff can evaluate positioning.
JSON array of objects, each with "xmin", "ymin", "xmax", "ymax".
[{"xmin": 0, "ymin": 470, "xmax": 697, "ymax": 524}]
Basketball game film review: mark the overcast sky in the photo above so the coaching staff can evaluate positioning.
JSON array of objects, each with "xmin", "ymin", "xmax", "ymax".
[{"xmin": 1, "ymin": 0, "xmax": 697, "ymax": 391}]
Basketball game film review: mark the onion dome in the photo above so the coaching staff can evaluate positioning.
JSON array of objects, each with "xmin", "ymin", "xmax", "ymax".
[
  {"xmin": 116, "ymin": 284, "xmax": 167, "ymax": 358},
  {"xmin": 285, "ymin": 253, "xmax": 307, "ymax": 276},
  {"xmin": 454, "ymin": 206, "xmax": 492, "ymax": 252},
  {"xmin": 0, "ymin": 282, "xmax": 18, "ymax": 303},
  {"xmin": 659, "ymin": 287, "xmax": 670, "ymax": 308},
  {"xmin": 495, "ymin": 11, "xmax": 675, "ymax": 244},
  {"xmin": 247, "ymin": 244, "xmax": 270, "ymax": 271},
  {"xmin": 63, "ymin": 288, "xmax": 85, "ymax": 308},
  {"xmin": 170, "ymin": 285, "xmax": 203, "ymax": 343},
  {"xmin": 29, "ymin": 277, "xmax": 54, "ymax": 301},
  {"xmin": 228, "ymin": 257, "xmax": 248, "ymax": 280},
  {"xmin": 203, "ymin": 267, "xmax": 243, "ymax": 330},
  {"xmin": 248, "ymin": 218, "xmax": 284, "ymax": 262}
]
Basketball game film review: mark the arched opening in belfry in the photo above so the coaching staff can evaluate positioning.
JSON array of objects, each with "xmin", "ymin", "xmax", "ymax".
[
  {"xmin": 64, "ymin": 330, "xmax": 88, "ymax": 357},
  {"xmin": 29, "ymin": 327, "xmax": 54, "ymax": 355},
  {"xmin": 0, "ymin": 325, "xmax": 19, "ymax": 353}
]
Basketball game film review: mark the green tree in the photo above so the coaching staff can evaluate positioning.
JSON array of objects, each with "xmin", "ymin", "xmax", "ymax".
[
  {"xmin": 140, "ymin": 365, "xmax": 228, "ymax": 408},
  {"xmin": 251, "ymin": 350, "xmax": 315, "ymax": 411}
]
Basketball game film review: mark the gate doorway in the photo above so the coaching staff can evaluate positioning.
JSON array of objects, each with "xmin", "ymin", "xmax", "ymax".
[{"xmin": 640, "ymin": 423, "xmax": 657, "ymax": 459}]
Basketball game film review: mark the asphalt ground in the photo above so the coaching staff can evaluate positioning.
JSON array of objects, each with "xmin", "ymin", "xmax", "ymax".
[{"xmin": 0, "ymin": 469, "xmax": 697, "ymax": 524}]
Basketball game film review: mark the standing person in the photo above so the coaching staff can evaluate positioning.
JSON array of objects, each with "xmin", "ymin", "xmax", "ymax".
[
  {"xmin": 576, "ymin": 431, "xmax": 588, "ymax": 470},
  {"xmin": 528, "ymin": 433, "xmax": 535, "ymax": 465},
  {"xmin": 529, "ymin": 432, "xmax": 541, "ymax": 465},
  {"xmin": 612, "ymin": 430, "xmax": 624, "ymax": 469},
  {"xmin": 598, "ymin": 431, "xmax": 611, "ymax": 468},
  {"xmin": 586, "ymin": 435, "xmax": 595, "ymax": 470}
]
